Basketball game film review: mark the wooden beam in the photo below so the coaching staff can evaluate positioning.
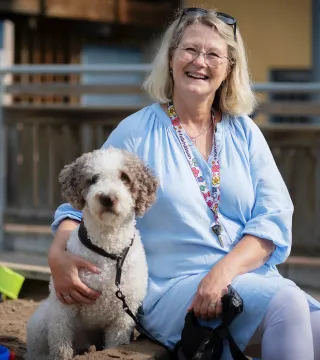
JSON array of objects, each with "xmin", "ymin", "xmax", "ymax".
[
  {"xmin": 0, "ymin": 0, "xmax": 39, "ymax": 14},
  {"xmin": 118, "ymin": 0, "xmax": 173, "ymax": 27},
  {"xmin": 4, "ymin": 223, "xmax": 51, "ymax": 234},
  {"xmin": 5, "ymin": 83, "xmax": 144, "ymax": 95},
  {"xmin": 258, "ymin": 101, "xmax": 320, "ymax": 116},
  {"xmin": 0, "ymin": 261, "xmax": 50, "ymax": 281},
  {"xmin": 45, "ymin": 0, "xmax": 116, "ymax": 21}
]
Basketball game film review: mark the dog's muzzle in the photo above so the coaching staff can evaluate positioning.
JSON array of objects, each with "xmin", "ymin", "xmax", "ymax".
[{"xmin": 99, "ymin": 194, "xmax": 118, "ymax": 212}]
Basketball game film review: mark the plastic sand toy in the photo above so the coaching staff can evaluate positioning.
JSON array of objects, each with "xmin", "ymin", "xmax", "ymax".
[{"xmin": 0, "ymin": 266, "xmax": 25, "ymax": 300}]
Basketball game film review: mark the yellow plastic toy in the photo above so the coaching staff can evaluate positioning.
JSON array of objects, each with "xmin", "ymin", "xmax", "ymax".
[{"xmin": 0, "ymin": 266, "xmax": 25, "ymax": 300}]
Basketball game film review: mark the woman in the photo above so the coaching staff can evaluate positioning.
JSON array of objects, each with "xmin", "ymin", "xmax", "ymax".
[{"xmin": 49, "ymin": 8, "xmax": 320, "ymax": 360}]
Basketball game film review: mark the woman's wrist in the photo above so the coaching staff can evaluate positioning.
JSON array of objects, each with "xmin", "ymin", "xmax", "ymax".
[
  {"xmin": 48, "ymin": 218, "xmax": 79, "ymax": 264},
  {"xmin": 48, "ymin": 242, "xmax": 66, "ymax": 265},
  {"xmin": 210, "ymin": 260, "xmax": 235, "ymax": 283}
]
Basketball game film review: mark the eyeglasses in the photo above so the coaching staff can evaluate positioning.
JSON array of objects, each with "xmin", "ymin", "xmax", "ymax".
[
  {"xmin": 176, "ymin": 7, "xmax": 237, "ymax": 41},
  {"xmin": 177, "ymin": 47, "xmax": 232, "ymax": 67}
]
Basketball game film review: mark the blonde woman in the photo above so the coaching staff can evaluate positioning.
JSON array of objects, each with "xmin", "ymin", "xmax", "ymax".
[{"xmin": 49, "ymin": 8, "xmax": 320, "ymax": 360}]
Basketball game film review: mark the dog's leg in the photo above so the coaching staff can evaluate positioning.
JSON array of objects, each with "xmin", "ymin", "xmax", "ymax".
[
  {"xmin": 103, "ymin": 314, "xmax": 134, "ymax": 349},
  {"xmin": 47, "ymin": 301, "xmax": 78, "ymax": 360},
  {"xmin": 25, "ymin": 300, "xmax": 50, "ymax": 360}
]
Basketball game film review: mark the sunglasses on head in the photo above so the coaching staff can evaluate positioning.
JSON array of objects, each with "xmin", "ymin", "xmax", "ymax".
[{"xmin": 176, "ymin": 7, "xmax": 237, "ymax": 41}]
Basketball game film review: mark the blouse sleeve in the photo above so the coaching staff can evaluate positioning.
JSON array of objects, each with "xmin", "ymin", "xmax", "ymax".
[
  {"xmin": 241, "ymin": 119, "xmax": 294, "ymax": 266},
  {"xmin": 51, "ymin": 110, "xmax": 142, "ymax": 235}
]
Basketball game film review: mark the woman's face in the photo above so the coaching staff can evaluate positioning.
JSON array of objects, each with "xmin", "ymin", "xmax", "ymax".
[{"xmin": 170, "ymin": 23, "xmax": 230, "ymax": 101}]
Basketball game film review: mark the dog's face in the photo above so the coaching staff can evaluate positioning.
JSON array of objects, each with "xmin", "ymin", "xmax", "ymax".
[{"xmin": 59, "ymin": 148, "xmax": 158, "ymax": 222}]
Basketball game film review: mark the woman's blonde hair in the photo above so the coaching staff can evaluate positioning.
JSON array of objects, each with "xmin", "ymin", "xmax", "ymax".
[{"xmin": 143, "ymin": 9, "xmax": 256, "ymax": 116}]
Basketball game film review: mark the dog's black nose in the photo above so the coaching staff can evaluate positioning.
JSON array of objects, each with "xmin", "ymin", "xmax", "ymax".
[{"xmin": 99, "ymin": 194, "xmax": 116, "ymax": 208}]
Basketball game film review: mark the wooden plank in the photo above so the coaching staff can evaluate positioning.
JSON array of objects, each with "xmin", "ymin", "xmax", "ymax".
[
  {"xmin": 5, "ymin": 83, "xmax": 144, "ymax": 95},
  {"xmin": 31, "ymin": 32, "xmax": 43, "ymax": 104},
  {"xmin": 118, "ymin": 0, "xmax": 173, "ymax": 27},
  {"xmin": 284, "ymin": 256, "xmax": 320, "ymax": 267},
  {"xmin": 316, "ymin": 148, "xmax": 320, "ymax": 245},
  {"xmin": 32, "ymin": 123, "xmax": 39, "ymax": 208},
  {"xmin": 4, "ymin": 223, "xmax": 51, "ymax": 234},
  {"xmin": 258, "ymin": 101, "xmax": 320, "ymax": 116},
  {"xmin": 0, "ymin": 0, "xmax": 39, "ymax": 14},
  {"xmin": 68, "ymin": 33, "xmax": 81, "ymax": 104},
  {"xmin": 45, "ymin": 0, "xmax": 116, "ymax": 21},
  {"xmin": 47, "ymin": 125, "xmax": 55, "ymax": 207},
  {"xmin": 18, "ymin": 25, "xmax": 31, "ymax": 104},
  {"xmin": 0, "ymin": 259, "xmax": 50, "ymax": 281},
  {"xmin": 42, "ymin": 29, "xmax": 55, "ymax": 103}
]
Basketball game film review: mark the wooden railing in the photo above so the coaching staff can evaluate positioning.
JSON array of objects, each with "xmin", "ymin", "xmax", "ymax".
[{"xmin": 1, "ymin": 65, "xmax": 320, "ymax": 256}]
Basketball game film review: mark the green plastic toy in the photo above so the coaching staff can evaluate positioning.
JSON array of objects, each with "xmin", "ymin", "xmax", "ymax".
[{"xmin": 0, "ymin": 266, "xmax": 25, "ymax": 300}]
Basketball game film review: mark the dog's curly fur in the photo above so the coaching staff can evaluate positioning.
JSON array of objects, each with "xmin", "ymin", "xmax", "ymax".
[{"xmin": 25, "ymin": 147, "xmax": 158, "ymax": 360}]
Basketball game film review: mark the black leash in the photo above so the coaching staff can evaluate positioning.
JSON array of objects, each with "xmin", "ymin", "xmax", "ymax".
[
  {"xmin": 192, "ymin": 323, "xmax": 248, "ymax": 360},
  {"xmin": 78, "ymin": 221, "xmax": 168, "ymax": 350}
]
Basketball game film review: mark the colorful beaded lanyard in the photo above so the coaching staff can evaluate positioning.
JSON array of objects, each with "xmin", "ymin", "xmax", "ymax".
[{"xmin": 168, "ymin": 102, "xmax": 224, "ymax": 247}]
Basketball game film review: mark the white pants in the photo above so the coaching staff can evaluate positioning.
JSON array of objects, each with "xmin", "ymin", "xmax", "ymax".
[{"xmin": 247, "ymin": 286, "xmax": 320, "ymax": 360}]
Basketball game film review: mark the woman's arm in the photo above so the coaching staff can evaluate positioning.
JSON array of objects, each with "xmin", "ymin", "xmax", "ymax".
[
  {"xmin": 189, "ymin": 235, "xmax": 274, "ymax": 319},
  {"xmin": 48, "ymin": 219, "xmax": 102, "ymax": 304},
  {"xmin": 48, "ymin": 218, "xmax": 79, "ymax": 254},
  {"xmin": 215, "ymin": 234, "xmax": 275, "ymax": 279}
]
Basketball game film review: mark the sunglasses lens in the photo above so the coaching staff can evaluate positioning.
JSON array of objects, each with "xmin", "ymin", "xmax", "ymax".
[
  {"xmin": 216, "ymin": 12, "xmax": 236, "ymax": 25},
  {"xmin": 183, "ymin": 8, "xmax": 208, "ymax": 17}
]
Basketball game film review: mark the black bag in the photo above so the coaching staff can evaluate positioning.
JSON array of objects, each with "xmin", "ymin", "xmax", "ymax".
[{"xmin": 173, "ymin": 285, "xmax": 249, "ymax": 360}]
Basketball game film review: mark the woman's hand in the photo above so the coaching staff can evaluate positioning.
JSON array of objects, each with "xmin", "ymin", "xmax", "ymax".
[
  {"xmin": 188, "ymin": 264, "xmax": 232, "ymax": 320},
  {"xmin": 48, "ymin": 247, "xmax": 102, "ymax": 305}
]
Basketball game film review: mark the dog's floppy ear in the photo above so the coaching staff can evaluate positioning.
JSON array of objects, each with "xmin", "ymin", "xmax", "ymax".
[
  {"xmin": 124, "ymin": 152, "xmax": 159, "ymax": 217},
  {"xmin": 58, "ymin": 152, "xmax": 95, "ymax": 210}
]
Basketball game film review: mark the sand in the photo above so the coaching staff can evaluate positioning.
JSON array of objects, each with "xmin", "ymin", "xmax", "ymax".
[{"xmin": 0, "ymin": 280, "xmax": 167, "ymax": 360}]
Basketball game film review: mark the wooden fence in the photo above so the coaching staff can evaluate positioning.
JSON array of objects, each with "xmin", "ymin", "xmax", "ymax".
[
  {"xmin": 1, "ymin": 106, "xmax": 320, "ymax": 255},
  {"xmin": 1, "ymin": 67, "xmax": 320, "ymax": 260}
]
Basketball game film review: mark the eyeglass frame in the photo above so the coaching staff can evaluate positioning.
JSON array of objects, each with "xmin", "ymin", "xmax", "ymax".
[
  {"xmin": 176, "ymin": 46, "xmax": 233, "ymax": 67},
  {"xmin": 176, "ymin": 7, "xmax": 237, "ymax": 42}
]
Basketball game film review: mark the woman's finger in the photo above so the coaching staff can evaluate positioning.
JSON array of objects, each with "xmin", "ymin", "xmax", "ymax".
[
  {"xmin": 61, "ymin": 293, "xmax": 77, "ymax": 305},
  {"xmin": 74, "ymin": 279, "xmax": 101, "ymax": 300},
  {"xmin": 192, "ymin": 295, "xmax": 203, "ymax": 317},
  {"xmin": 69, "ymin": 289, "xmax": 95, "ymax": 304},
  {"xmin": 56, "ymin": 292, "xmax": 67, "ymax": 304},
  {"xmin": 75, "ymin": 256, "xmax": 101, "ymax": 274},
  {"xmin": 215, "ymin": 299, "xmax": 223, "ymax": 317},
  {"xmin": 200, "ymin": 298, "xmax": 211, "ymax": 320},
  {"xmin": 207, "ymin": 299, "xmax": 218, "ymax": 318}
]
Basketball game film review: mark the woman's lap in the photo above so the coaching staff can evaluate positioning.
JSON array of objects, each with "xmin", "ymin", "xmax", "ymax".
[{"xmin": 141, "ymin": 270, "xmax": 320, "ymax": 360}]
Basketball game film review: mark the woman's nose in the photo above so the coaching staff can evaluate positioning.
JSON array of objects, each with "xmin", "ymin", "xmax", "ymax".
[{"xmin": 193, "ymin": 52, "xmax": 207, "ymax": 66}]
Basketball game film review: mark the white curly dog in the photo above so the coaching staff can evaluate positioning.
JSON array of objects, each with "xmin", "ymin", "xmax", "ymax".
[{"xmin": 26, "ymin": 147, "xmax": 158, "ymax": 360}]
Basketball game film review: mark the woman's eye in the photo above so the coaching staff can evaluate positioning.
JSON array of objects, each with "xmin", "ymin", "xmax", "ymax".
[
  {"xmin": 208, "ymin": 52, "xmax": 220, "ymax": 58},
  {"xmin": 91, "ymin": 174, "xmax": 99, "ymax": 184},
  {"xmin": 185, "ymin": 47, "xmax": 197, "ymax": 54},
  {"xmin": 120, "ymin": 171, "xmax": 130, "ymax": 183}
]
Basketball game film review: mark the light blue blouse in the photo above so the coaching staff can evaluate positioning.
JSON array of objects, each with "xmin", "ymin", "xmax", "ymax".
[{"xmin": 52, "ymin": 103, "xmax": 320, "ymax": 359}]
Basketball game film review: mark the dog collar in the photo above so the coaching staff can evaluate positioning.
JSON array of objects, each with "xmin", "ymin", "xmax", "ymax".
[{"xmin": 78, "ymin": 220, "xmax": 134, "ymax": 286}]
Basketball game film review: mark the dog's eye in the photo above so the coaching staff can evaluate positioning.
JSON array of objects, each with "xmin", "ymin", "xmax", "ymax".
[
  {"xmin": 91, "ymin": 174, "xmax": 100, "ymax": 184},
  {"xmin": 120, "ymin": 171, "xmax": 130, "ymax": 184}
]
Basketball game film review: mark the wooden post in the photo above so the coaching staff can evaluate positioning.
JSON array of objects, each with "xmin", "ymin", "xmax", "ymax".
[
  {"xmin": 312, "ymin": 0, "xmax": 320, "ymax": 122},
  {"xmin": 0, "ymin": 75, "xmax": 5, "ymax": 250}
]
